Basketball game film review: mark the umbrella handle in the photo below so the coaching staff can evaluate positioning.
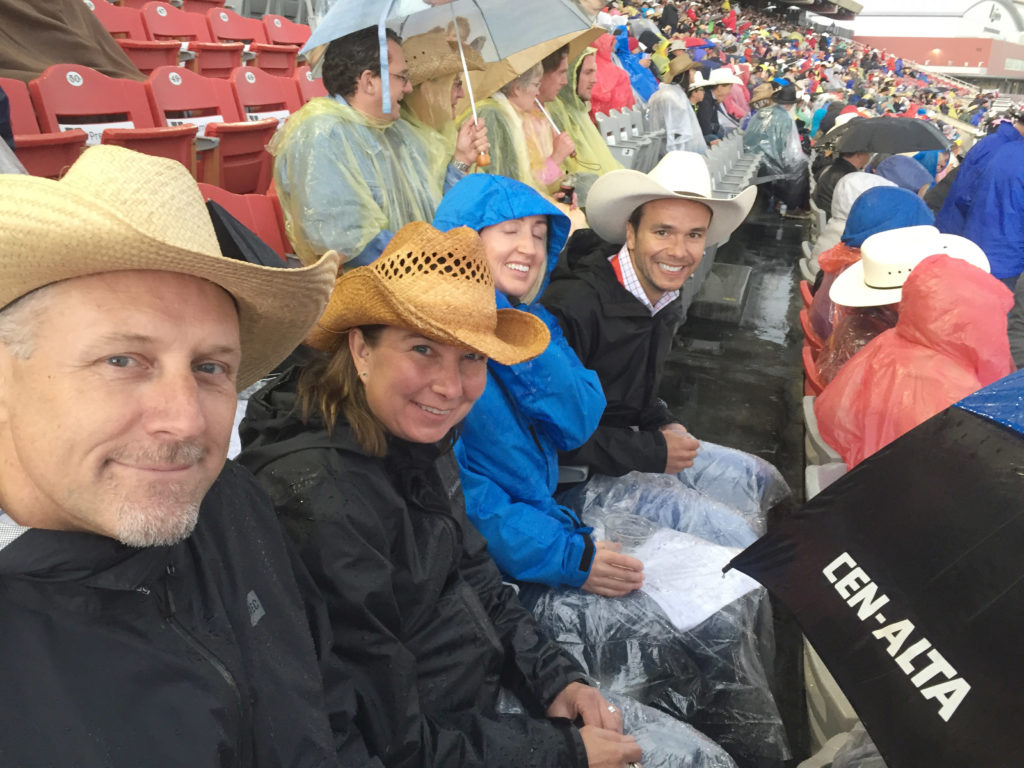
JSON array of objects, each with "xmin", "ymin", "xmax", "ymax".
[
  {"xmin": 450, "ymin": 0, "xmax": 489, "ymax": 167},
  {"xmin": 535, "ymin": 97, "xmax": 576, "ymax": 159}
]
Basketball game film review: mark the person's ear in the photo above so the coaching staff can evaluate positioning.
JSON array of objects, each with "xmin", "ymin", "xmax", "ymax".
[
  {"xmin": 625, "ymin": 220, "xmax": 638, "ymax": 252},
  {"xmin": 356, "ymin": 69, "xmax": 377, "ymax": 98},
  {"xmin": 348, "ymin": 328, "xmax": 370, "ymax": 363}
]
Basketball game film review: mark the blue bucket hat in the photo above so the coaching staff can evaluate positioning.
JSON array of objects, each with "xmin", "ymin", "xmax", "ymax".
[{"xmin": 841, "ymin": 186, "xmax": 935, "ymax": 247}]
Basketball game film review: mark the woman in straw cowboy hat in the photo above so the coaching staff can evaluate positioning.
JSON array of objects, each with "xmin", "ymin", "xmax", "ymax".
[
  {"xmin": 433, "ymin": 173, "xmax": 742, "ymax": 768},
  {"xmin": 236, "ymin": 222, "xmax": 645, "ymax": 768}
]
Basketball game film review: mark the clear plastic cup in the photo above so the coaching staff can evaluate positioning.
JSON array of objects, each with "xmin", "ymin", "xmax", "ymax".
[{"xmin": 602, "ymin": 513, "xmax": 657, "ymax": 554}]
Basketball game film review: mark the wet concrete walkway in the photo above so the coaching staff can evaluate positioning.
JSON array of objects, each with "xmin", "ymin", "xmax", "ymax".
[{"xmin": 662, "ymin": 193, "xmax": 812, "ymax": 762}]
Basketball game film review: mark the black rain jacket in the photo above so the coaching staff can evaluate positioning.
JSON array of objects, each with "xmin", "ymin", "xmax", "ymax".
[
  {"xmin": 236, "ymin": 369, "xmax": 590, "ymax": 768},
  {"xmin": 0, "ymin": 461, "xmax": 349, "ymax": 768},
  {"xmin": 542, "ymin": 229, "xmax": 684, "ymax": 476}
]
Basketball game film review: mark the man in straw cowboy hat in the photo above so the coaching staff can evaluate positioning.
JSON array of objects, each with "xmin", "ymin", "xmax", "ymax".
[
  {"xmin": 0, "ymin": 145, "xmax": 368, "ymax": 766},
  {"xmin": 272, "ymin": 25, "xmax": 488, "ymax": 268}
]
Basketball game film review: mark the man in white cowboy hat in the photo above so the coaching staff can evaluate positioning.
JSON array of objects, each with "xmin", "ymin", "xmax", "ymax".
[
  {"xmin": 0, "ymin": 146, "xmax": 369, "ymax": 767},
  {"xmin": 742, "ymin": 81, "xmax": 810, "ymax": 214},
  {"xmin": 542, "ymin": 150, "xmax": 764, "ymax": 483},
  {"xmin": 695, "ymin": 64, "xmax": 744, "ymax": 145},
  {"xmin": 272, "ymin": 25, "xmax": 488, "ymax": 268}
]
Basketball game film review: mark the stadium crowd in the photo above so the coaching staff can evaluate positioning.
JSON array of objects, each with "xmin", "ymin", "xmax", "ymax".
[{"xmin": 0, "ymin": 0, "xmax": 1021, "ymax": 767}]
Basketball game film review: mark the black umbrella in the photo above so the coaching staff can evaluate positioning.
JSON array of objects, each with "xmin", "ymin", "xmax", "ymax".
[
  {"xmin": 834, "ymin": 115, "xmax": 948, "ymax": 153},
  {"xmin": 726, "ymin": 370, "xmax": 1024, "ymax": 768}
]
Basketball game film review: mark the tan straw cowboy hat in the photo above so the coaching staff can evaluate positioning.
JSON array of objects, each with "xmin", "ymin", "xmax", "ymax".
[
  {"xmin": 586, "ymin": 151, "xmax": 756, "ymax": 246},
  {"xmin": 403, "ymin": 30, "xmax": 485, "ymax": 87},
  {"xmin": 0, "ymin": 145, "xmax": 339, "ymax": 390},
  {"xmin": 306, "ymin": 221, "xmax": 549, "ymax": 365}
]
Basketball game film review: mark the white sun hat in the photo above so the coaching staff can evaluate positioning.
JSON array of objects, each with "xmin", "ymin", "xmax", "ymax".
[
  {"xmin": 585, "ymin": 151, "xmax": 757, "ymax": 246},
  {"xmin": 705, "ymin": 66, "xmax": 744, "ymax": 87},
  {"xmin": 830, "ymin": 225, "xmax": 990, "ymax": 307}
]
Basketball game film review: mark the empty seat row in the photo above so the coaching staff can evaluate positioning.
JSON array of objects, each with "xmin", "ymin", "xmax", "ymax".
[
  {"xmin": 88, "ymin": 0, "xmax": 311, "ymax": 78},
  {"xmin": 1, "ymin": 62, "xmax": 326, "ymax": 190},
  {"xmin": 593, "ymin": 107, "xmax": 664, "ymax": 172}
]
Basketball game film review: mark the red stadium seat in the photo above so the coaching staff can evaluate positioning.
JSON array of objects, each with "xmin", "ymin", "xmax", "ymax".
[
  {"xmin": 293, "ymin": 65, "xmax": 327, "ymax": 102},
  {"xmin": 261, "ymin": 14, "xmax": 311, "ymax": 49},
  {"xmin": 180, "ymin": 0, "xmax": 225, "ymax": 12},
  {"xmin": 198, "ymin": 182, "xmax": 289, "ymax": 261},
  {"xmin": 0, "ymin": 76, "xmax": 87, "ymax": 178},
  {"xmin": 140, "ymin": 1, "xmax": 244, "ymax": 79},
  {"xmin": 228, "ymin": 66, "xmax": 301, "ymax": 126},
  {"xmin": 802, "ymin": 344, "xmax": 825, "ymax": 396},
  {"xmin": 206, "ymin": 8, "xmax": 300, "ymax": 77},
  {"xmin": 146, "ymin": 66, "xmax": 277, "ymax": 193},
  {"xmin": 85, "ymin": 0, "xmax": 180, "ymax": 75},
  {"xmin": 799, "ymin": 306, "xmax": 824, "ymax": 353},
  {"xmin": 29, "ymin": 64, "xmax": 197, "ymax": 174},
  {"xmin": 799, "ymin": 279, "xmax": 814, "ymax": 307}
]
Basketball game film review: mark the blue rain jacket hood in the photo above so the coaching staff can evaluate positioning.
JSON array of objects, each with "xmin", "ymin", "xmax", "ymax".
[{"xmin": 433, "ymin": 175, "xmax": 606, "ymax": 588}]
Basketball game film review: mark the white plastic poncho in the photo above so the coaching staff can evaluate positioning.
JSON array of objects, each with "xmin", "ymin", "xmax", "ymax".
[
  {"xmin": 648, "ymin": 83, "xmax": 707, "ymax": 155},
  {"xmin": 742, "ymin": 105, "xmax": 808, "ymax": 183},
  {"xmin": 271, "ymin": 96, "xmax": 449, "ymax": 265}
]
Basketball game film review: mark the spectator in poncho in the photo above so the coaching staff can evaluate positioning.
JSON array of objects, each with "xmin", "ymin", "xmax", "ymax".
[
  {"xmin": 272, "ymin": 26, "xmax": 487, "ymax": 266},
  {"xmin": 742, "ymin": 83, "xmax": 809, "ymax": 211},
  {"xmin": 647, "ymin": 52, "xmax": 707, "ymax": 155}
]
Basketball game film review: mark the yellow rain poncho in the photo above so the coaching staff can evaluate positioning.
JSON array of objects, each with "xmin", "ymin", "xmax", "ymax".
[
  {"xmin": 545, "ymin": 48, "xmax": 624, "ymax": 201},
  {"xmin": 402, "ymin": 73, "xmax": 460, "ymax": 157},
  {"xmin": 271, "ymin": 96, "xmax": 449, "ymax": 266}
]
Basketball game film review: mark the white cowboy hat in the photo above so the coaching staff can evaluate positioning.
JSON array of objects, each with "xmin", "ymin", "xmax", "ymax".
[
  {"xmin": 585, "ymin": 151, "xmax": 756, "ymax": 246},
  {"xmin": 687, "ymin": 70, "xmax": 710, "ymax": 91},
  {"xmin": 706, "ymin": 67, "xmax": 744, "ymax": 87},
  {"xmin": 830, "ymin": 225, "xmax": 989, "ymax": 307},
  {"xmin": 0, "ymin": 145, "xmax": 340, "ymax": 390}
]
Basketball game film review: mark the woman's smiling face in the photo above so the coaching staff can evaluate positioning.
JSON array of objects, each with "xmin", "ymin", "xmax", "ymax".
[{"xmin": 350, "ymin": 326, "xmax": 487, "ymax": 444}]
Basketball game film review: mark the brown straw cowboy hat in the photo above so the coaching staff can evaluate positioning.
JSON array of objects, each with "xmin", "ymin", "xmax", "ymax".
[
  {"xmin": 403, "ymin": 30, "xmax": 485, "ymax": 87},
  {"xmin": 661, "ymin": 51, "xmax": 702, "ymax": 84},
  {"xmin": 305, "ymin": 222, "xmax": 549, "ymax": 365},
  {"xmin": 0, "ymin": 145, "xmax": 339, "ymax": 390}
]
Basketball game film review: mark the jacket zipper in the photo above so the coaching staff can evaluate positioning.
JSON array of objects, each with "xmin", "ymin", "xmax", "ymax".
[{"xmin": 138, "ymin": 575, "xmax": 251, "ymax": 768}]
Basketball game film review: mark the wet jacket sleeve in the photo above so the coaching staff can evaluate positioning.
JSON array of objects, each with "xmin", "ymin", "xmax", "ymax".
[
  {"xmin": 259, "ymin": 453, "xmax": 589, "ymax": 768},
  {"xmin": 456, "ymin": 453, "xmax": 596, "ymax": 587}
]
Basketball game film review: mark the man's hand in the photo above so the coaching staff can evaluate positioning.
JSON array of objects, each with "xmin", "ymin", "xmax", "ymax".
[
  {"xmin": 454, "ymin": 119, "xmax": 488, "ymax": 166},
  {"xmin": 552, "ymin": 131, "xmax": 576, "ymax": 165},
  {"xmin": 579, "ymin": 726, "xmax": 642, "ymax": 768},
  {"xmin": 661, "ymin": 424, "xmax": 700, "ymax": 473},
  {"xmin": 546, "ymin": 682, "xmax": 623, "ymax": 731},
  {"xmin": 581, "ymin": 541, "xmax": 644, "ymax": 597}
]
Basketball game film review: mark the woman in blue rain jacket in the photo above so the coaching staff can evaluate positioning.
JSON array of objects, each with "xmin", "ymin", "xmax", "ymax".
[{"xmin": 433, "ymin": 174, "xmax": 606, "ymax": 589}]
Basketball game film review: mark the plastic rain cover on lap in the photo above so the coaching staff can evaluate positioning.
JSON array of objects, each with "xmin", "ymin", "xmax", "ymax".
[
  {"xmin": 830, "ymin": 725, "xmax": 887, "ymax": 768},
  {"xmin": 497, "ymin": 688, "xmax": 738, "ymax": 768}
]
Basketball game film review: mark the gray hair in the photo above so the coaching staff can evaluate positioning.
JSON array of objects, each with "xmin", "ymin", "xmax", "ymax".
[
  {"xmin": 500, "ymin": 63, "xmax": 543, "ymax": 98},
  {"xmin": 0, "ymin": 284, "xmax": 56, "ymax": 359}
]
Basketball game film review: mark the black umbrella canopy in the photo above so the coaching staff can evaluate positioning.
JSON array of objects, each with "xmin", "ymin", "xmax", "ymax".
[
  {"xmin": 835, "ymin": 115, "xmax": 949, "ymax": 154},
  {"xmin": 726, "ymin": 370, "xmax": 1024, "ymax": 768}
]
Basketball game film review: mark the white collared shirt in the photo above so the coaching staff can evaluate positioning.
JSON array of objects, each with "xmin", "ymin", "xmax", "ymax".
[
  {"xmin": 609, "ymin": 243, "xmax": 680, "ymax": 316},
  {"xmin": 0, "ymin": 510, "xmax": 28, "ymax": 551}
]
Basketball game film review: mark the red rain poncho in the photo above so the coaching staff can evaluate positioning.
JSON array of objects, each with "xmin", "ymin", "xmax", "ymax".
[
  {"xmin": 816, "ymin": 254, "xmax": 1015, "ymax": 468},
  {"xmin": 589, "ymin": 34, "xmax": 635, "ymax": 122}
]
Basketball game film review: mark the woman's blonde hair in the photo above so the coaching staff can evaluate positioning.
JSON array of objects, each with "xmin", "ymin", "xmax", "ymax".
[{"xmin": 297, "ymin": 325, "xmax": 389, "ymax": 457}]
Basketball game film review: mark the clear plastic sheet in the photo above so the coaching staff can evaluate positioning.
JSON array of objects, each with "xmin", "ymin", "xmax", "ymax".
[
  {"xmin": 830, "ymin": 725, "xmax": 887, "ymax": 768},
  {"xmin": 0, "ymin": 140, "xmax": 26, "ymax": 174},
  {"xmin": 743, "ymin": 105, "xmax": 808, "ymax": 182},
  {"xmin": 526, "ymin": 586, "xmax": 790, "ymax": 768},
  {"xmin": 549, "ymin": 446, "xmax": 792, "ymax": 767},
  {"xmin": 497, "ymin": 688, "xmax": 739, "ymax": 768},
  {"xmin": 816, "ymin": 307, "xmax": 898, "ymax": 385}
]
